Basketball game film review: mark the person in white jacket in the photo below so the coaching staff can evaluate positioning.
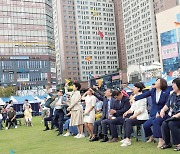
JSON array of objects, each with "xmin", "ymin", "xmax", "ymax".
[{"xmin": 121, "ymin": 82, "xmax": 149, "ymax": 147}]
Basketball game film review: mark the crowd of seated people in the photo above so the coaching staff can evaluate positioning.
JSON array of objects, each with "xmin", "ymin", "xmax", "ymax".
[
  {"xmin": 0, "ymin": 99, "xmax": 34, "ymax": 129},
  {"xmin": 1, "ymin": 77, "xmax": 179, "ymax": 152},
  {"xmin": 41, "ymin": 78, "xmax": 179, "ymax": 152}
]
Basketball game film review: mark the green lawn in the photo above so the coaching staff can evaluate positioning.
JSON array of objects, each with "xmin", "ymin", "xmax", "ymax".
[{"xmin": 0, "ymin": 117, "xmax": 176, "ymax": 154}]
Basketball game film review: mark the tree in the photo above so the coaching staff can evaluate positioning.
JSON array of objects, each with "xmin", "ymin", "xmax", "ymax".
[{"xmin": 0, "ymin": 86, "xmax": 16, "ymax": 97}]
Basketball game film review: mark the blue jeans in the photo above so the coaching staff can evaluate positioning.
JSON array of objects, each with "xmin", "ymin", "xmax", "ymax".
[{"xmin": 64, "ymin": 119, "xmax": 78, "ymax": 135}]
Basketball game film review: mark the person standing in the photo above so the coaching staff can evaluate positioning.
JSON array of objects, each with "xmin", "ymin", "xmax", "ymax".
[
  {"xmin": 24, "ymin": 105, "xmax": 33, "ymax": 126},
  {"xmin": 40, "ymin": 97, "xmax": 47, "ymax": 123},
  {"xmin": 82, "ymin": 89, "xmax": 96, "ymax": 139},
  {"xmin": 0, "ymin": 108, "xmax": 3, "ymax": 130},
  {"xmin": 160, "ymin": 78, "xmax": 180, "ymax": 151},
  {"xmin": 131, "ymin": 78, "xmax": 170, "ymax": 148},
  {"xmin": 6, "ymin": 100, "xmax": 13, "ymax": 112},
  {"xmin": 51, "ymin": 90, "xmax": 66, "ymax": 136},
  {"xmin": 65, "ymin": 82, "xmax": 84, "ymax": 139},
  {"xmin": 23, "ymin": 99, "xmax": 31, "ymax": 111}
]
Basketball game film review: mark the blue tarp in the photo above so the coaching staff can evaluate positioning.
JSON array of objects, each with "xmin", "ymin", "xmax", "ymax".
[
  {"xmin": 1, "ymin": 97, "xmax": 10, "ymax": 103},
  {"xmin": 36, "ymin": 95, "xmax": 48, "ymax": 100},
  {"xmin": 145, "ymin": 78, "xmax": 157, "ymax": 86},
  {"xmin": 12, "ymin": 95, "xmax": 35, "ymax": 104}
]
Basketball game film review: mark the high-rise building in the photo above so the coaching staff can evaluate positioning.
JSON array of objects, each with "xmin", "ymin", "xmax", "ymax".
[
  {"xmin": 122, "ymin": 0, "xmax": 159, "ymax": 66},
  {"xmin": 113, "ymin": 0, "xmax": 127, "ymax": 82},
  {"xmin": 53, "ymin": 0, "xmax": 80, "ymax": 85},
  {"xmin": 156, "ymin": 5, "xmax": 180, "ymax": 73},
  {"xmin": 0, "ymin": 0, "xmax": 56, "ymax": 95},
  {"xmin": 154, "ymin": 0, "xmax": 179, "ymax": 14},
  {"xmin": 74, "ymin": 0, "xmax": 119, "ymax": 81},
  {"xmin": 54, "ymin": 0, "xmax": 119, "ymax": 83}
]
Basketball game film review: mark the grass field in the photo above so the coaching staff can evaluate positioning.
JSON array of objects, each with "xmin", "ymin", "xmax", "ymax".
[{"xmin": 0, "ymin": 117, "xmax": 176, "ymax": 154}]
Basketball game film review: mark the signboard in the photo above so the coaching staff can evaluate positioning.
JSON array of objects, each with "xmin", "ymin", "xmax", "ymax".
[
  {"xmin": 10, "ymin": 56, "xmax": 29, "ymax": 60},
  {"xmin": 161, "ymin": 43, "xmax": 178, "ymax": 59}
]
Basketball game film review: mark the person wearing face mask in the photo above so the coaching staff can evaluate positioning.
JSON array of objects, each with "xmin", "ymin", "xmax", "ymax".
[{"xmin": 130, "ymin": 78, "xmax": 170, "ymax": 148}]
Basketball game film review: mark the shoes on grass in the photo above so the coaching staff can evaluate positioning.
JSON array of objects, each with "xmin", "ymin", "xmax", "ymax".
[
  {"xmin": 63, "ymin": 132, "xmax": 71, "ymax": 137},
  {"xmin": 76, "ymin": 134, "xmax": 85, "ymax": 139},
  {"xmin": 121, "ymin": 140, "xmax": 131, "ymax": 147}
]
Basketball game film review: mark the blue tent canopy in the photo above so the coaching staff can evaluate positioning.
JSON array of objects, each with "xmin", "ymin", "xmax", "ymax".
[
  {"xmin": 12, "ymin": 95, "xmax": 35, "ymax": 104},
  {"xmin": 36, "ymin": 95, "xmax": 48, "ymax": 100},
  {"xmin": 145, "ymin": 78, "xmax": 157, "ymax": 86},
  {"xmin": 1, "ymin": 97, "xmax": 10, "ymax": 103}
]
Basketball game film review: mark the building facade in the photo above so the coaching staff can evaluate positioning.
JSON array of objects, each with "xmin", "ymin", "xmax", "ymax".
[
  {"xmin": 121, "ymin": 0, "xmax": 160, "ymax": 82},
  {"xmin": 122, "ymin": 0, "xmax": 159, "ymax": 67},
  {"xmin": 113, "ymin": 0, "xmax": 128, "ymax": 83},
  {"xmin": 53, "ymin": 0, "xmax": 80, "ymax": 84},
  {"xmin": 0, "ymin": 0, "xmax": 56, "ymax": 95},
  {"xmin": 154, "ymin": 0, "xmax": 179, "ymax": 14},
  {"xmin": 156, "ymin": 5, "xmax": 180, "ymax": 74},
  {"xmin": 74, "ymin": 0, "xmax": 119, "ymax": 81}
]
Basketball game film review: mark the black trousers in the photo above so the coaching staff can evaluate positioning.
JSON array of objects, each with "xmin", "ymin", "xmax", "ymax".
[
  {"xmin": 124, "ymin": 118, "xmax": 146, "ymax": 139},
  {"xmin": 110, "ymin": 116, "xmax": 125, "ymax": 138},
  {"xmin": 161, "ymin": 120, "xmax": 180, "ymax": 145},
  {"xmin": 101, "ymin": 119, "xmax": 111, "ymax": 135},
  {"xmin": 6, "ymin": 119, "xmax": 17, "ymax": 127},
  {"xmin": 93, "ymin": 120, "xmax": 102, "ymax": 135},
  {"xmin": 54, "ymin": 109, "xmax": 64, "ymax": 134},
  {"xmin": 44, "ymin": 116, "xmax": 53, "ymax": 129}
]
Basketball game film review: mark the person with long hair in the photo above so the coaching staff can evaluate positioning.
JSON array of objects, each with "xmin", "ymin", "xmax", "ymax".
[
  {"xmin": 82, "ymin": 88, "xmax": 96, "ymax": 139},
  {"xmin": 131, "ymin": 78, "xmax": 170, "ymax": 148},
  {"xmin": 65, "ymin": 82, "xmax": 84, "ymax": 139}
]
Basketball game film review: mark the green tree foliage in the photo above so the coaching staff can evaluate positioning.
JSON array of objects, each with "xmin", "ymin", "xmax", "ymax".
[{"xmin": 0, "ymin": 86, "xmax": 16, "ymax": 97}]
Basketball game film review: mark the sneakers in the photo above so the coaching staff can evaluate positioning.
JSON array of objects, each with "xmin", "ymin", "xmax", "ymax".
[
  {"xmin": 120, "ymin": 139, "xmax": 126, "ymax": 143},
  {"xmin": 6, "ymin": 127, "xmax": 8, "ymax": 130},
  {"xmin": 63, "ymin": 132, "xmax": 71, "ymax": 137},
  {"xmin": 76, "ymin": 134, "xmax": 85, "ymax": 139},
  {"xmin": 121, "ymin": 140, "xmax": 131, "ymax": 147},
  {"xmin": 15, "ymin": 126, "xmax": 17, "ymax": 129},
  {"xmin": 74, "ymin": 134, "xmax": 80, "ymax": 138}
]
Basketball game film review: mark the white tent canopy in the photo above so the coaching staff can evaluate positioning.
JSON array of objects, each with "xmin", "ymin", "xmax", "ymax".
[
  {"xmin": 0, "ymin": 98, "xmax": 5, "ymax": 105},
  {"xmin": 10, "ymin": 96, "xmax": 18, "ymax": 103}
]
